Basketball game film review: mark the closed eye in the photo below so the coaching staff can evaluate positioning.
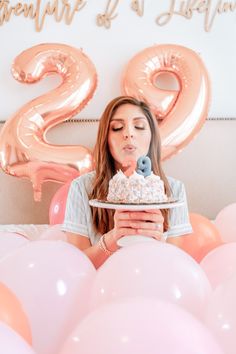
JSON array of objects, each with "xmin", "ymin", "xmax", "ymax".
[
  {"xmin": 135, "ymin": 126, "xmax": 145, "ymax": 130},
  {"xmin": 111, "ymin": 126, "xmax": 123, "ymax": 131}
]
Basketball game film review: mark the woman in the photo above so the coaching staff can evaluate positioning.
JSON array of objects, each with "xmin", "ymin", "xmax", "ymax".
[{"xmin": 62, "ymin": 96, "xmax": 192, "ymax": 268}]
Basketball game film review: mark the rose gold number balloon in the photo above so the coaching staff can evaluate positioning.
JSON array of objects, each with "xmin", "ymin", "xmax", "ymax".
[
  {"xmin": 122, "ymin": 44, "xmax": 211, "ymax": 160},
  {"xmin": 0, "ymin": 43, "xmax": 97, "ymax": 201}
]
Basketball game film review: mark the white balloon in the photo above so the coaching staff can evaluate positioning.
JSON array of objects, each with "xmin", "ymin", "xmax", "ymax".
[
  {"xmin": 0, "ymin": 322, "xmax": 36, "ymax": 354},
  {"xmin": 0, "ymin": 240, "xmax": 96, "ymax": 354},
  {"xmin": 0, "ymin": 232, "xmax": 29, "ymax": 260}
]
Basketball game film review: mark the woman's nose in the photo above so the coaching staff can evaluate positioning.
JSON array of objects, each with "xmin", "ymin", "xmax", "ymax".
[{"xmin": 123, "ymin": 126, "xmax": 134, "ymax": 139}]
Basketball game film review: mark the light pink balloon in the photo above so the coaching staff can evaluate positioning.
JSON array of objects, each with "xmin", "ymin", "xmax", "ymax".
[
  {"xmin": 39, "ymin": 224, "xmax": 67, "ymax": 242},
  {"xmin": 90, "ymin": 243, "xmax": 212, "ymax": 319},
  {"xmin": 205, "ymin": 275, "xmax": 236, "ymax": 354},
  {"xmin": 215, "ymin": 203, "xmax": 236, "ymax": 243},
  {"xmin": 60, "ymin": 298, "xmax": 223, "ymax": 354},
  {"xmin": 200, "ymin": 242, "xmax": 236, "ymax": 289},
  {"xmin": 0, "ymin": 240, "xmax": 96, "ymax": 354},
  {"xmin": 49, "ymin": 182, "xmax": 72, "ymax": 225},
  {"xmin": 0, "ymin": 322, "xmax": 36, "ymax": 354},
  {"xmin": 0, "ymin": 232, "xmax": 29, "ymax": 259}
]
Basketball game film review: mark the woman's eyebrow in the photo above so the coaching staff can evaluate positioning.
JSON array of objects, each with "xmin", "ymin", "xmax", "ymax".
[
  {"xmin": 110, "ymin": 118, "xmax": 124, "ymax": 122},
  {"xmin": 111, "ymin": 117, "xmax": 146, "ymax": 121},
  {"xmin": 133, "ymin": 117, "xmax": 146, "ymax": 121}
]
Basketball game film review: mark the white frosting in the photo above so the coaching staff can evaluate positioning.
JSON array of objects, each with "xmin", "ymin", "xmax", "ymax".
[
  {"xmin": 129, "ymin": 171, "xmax": 145, "ymax": 181},
  {"xmin": 112, "ymin": 170, "xmax": 126, "ymax": 181},
  {"xmin": 107, "ymin": 170, "xmax": 167, "ymax": 203},
  {"xmin": 146, "ymin": 172, "xmax": 160, "ymax": 181}
]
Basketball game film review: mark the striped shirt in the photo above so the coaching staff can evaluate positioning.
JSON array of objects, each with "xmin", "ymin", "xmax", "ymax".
[{"xmin": 62, "ymin": 171, "xmax": 192, "ymax": 245}]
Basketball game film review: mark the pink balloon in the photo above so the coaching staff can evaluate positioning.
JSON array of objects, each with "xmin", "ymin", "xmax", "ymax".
[
  {"xmin": 0, "ymin": 43, "xmax": 96, "ymax": 201},
  {"xmin": 122, "ymin": 44, "xmax": 210, "ymax": 160},
  {"xmin": 205, "ymin": 275, "xmax": 236, "ymax": 354},
  {"xmin": 90, "ymin": 243, "xmax": 212, "ymax": 319},
  {"xmin": 200, "ymin": 242, "xmax": 236, "ymax": 289},
  {"xmin": 0, "ymin": 322, "xmax": 36, "ymax": 354},
  {"xmin": 60, "ymin": 298, "xmax": 223, "ymax": 354},
  {"xmin": 39, "ymin": 225, "xmax": 67, "ymax": 241},
  {"xmin": 0, "ymin": 232, "xmax": 29, "ymax": 259},
  {"xmin": 215, "ymin": 203, "xmax": 236, "ymax": 243},
  {"xmin": 0, "ymin": 241, "xmax": 96, "ymax": 354},
  {"xmin": 49, "ymin": 182, "xmax": 73, "ymax": 225}
]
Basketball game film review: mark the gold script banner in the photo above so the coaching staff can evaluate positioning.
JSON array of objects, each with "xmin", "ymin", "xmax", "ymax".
[
  {"xmin": 0, "ymin": 0, "xmax": 235, "ymax": 32},
  {"xmin": 156, "ymin": 0, "xmax": 236, "ymax": 32}
]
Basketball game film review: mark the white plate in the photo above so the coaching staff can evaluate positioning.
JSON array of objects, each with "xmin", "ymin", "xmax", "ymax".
[
  {"xmin": 89, "ymin": 199, "xmax": 184, "ymax": 210},
  {"xmin": 117, "ymin": 235, "xmax": 157, "ymax": 247},
  {"xmin": 116, "ymin": 234, "xmax": 168, "ymax": 247}
]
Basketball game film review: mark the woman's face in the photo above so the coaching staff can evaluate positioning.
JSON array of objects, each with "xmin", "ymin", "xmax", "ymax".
[{"xmin": 108, "ymin": 103, "xmax": 152, "ymax": 170}]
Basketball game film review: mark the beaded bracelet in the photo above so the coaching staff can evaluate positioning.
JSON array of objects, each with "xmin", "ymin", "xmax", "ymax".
[{"xmin": 98, "ymin": 234, "xmax": 114, "ymax": 256}]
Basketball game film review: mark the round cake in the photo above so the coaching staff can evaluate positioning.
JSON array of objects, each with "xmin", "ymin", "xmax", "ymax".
[{"xmin": 107, "ymin": 157, "xmax": 167, "ymax": 204}]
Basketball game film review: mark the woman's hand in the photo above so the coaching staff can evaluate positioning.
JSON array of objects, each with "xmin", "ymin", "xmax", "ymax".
[
  {"xmin": 104, "ymin": 209, "xmax": 165, "ymax": 251},
  {"xmin": 117, "ymin": 209, "xmax": 164, "ymax": 240},
  {"xmin": 102, "ymin": 210, "xmax": 138, "ymax": 252}
]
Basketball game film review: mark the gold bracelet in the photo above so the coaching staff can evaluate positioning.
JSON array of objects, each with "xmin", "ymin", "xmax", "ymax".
[{"xmin": 98, "ymin": 235, "xmax": 113, "ymax": 256}]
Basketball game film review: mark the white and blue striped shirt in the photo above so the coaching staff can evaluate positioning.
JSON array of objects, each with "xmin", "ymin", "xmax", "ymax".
[{"xmin": 62, "ymin": 171, "xmax": 192, "ymax": 245}]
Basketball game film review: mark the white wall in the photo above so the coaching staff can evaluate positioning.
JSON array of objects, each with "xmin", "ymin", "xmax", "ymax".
[{"xmin": 0, "ymin": 1, "xmax": 236, "ymax": 119}]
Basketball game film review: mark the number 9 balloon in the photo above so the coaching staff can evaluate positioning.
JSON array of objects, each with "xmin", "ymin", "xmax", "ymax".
[
  {"xmin": 122, "ymin": 44, "xmax": 211, "ymax": 160},
  {"xmin": 0, "ymin": 43, "xmax": 97, "ymax": 201}
]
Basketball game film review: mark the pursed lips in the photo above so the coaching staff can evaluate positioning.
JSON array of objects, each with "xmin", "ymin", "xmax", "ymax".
[{"xmin": 123, "ymin": 144, "xmax": 137, "ymax": 152}]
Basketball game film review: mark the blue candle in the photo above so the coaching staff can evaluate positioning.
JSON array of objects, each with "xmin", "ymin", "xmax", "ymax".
[{"xmin": 136, "ymin": 156, "xmax": 151, "ymax": 177}]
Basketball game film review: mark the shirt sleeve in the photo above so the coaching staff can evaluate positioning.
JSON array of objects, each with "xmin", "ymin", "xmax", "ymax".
[
  {"xmin": 167, "ymin": 180, "xmax": 193, "ymax": 238},
  {"xmin": 61, "ymin": 179, "xmax": 89, "ymax": 237}
]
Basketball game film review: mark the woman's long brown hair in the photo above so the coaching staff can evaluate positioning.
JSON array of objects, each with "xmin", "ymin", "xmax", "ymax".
[{"xmin": 90, "ymin": 96, "xmax": 171, "ymax": 234}]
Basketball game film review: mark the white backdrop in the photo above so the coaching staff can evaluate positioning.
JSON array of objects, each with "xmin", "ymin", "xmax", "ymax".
[{"xmin": 0, "ymin": 0, "xmax": 236, "ymax": 121}]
